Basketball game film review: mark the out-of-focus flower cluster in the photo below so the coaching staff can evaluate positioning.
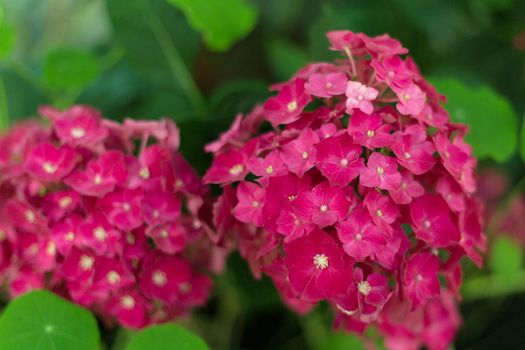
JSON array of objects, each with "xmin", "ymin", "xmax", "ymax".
[
  {"xmin": 477, "ymin": 168, "xmax": 525, "ymax": 247},
  {"xmin": 0, "ymin": 105, "xmax": 220, "ymax": 329},
  {"xmin": 203, "ymin": 30, "xmax": 485, "ymax": 350}
]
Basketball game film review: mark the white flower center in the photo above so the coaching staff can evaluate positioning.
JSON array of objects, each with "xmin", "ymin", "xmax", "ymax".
[
  {"xmin": 42, "ymin": 162, "xmax": 57, "ymax": 174},
  {"xmin": 106, "ymin": 270, "xmax": 121, "ymax": 285},
  {"xmin": 252, "ymin": 201, "xmax": 259, "ymax": 208},
  {"xmin": 59, "ymin": 196, "xmax": 73, "ymax": 208},
  {"xmin": 152, "ymin": 270, "xmax": 167, "ymax": 287},
  {"xmin": 80, "ymin": 255, "xmax": 94, "ymax": 271},
  {"xmin": 93, "ymin": 174, "xmax": 103, "ymax": 185},
  {"xmin": 302, "ymin": 151, "xmax": 309, "ymax": 160},
  {"xmin": 24, "ymin": 210, "xmax": 35, "ymax": 223},
  {"xmin": 358, "ymin": 281, "xmax": 372, "ymax": 295},
  {"xmin": 139, "ymin": 167, "xmax": 150, "ymax": 179},
  {"xmin": 121, "ymin": 295, "xmax": 135, "ymax": 310},
  {"xmin": 266, "ymin": 165, "xmax": 274, "ymax": 174},
  {"xmin": 160, "ymin": 230, "xmax": 169, "ymax": 238},
  {"xmin": 65, "ymin": 232, "xmax": 75, "ymax": 241},
  {"xmin": 340, "ymin": 158, "xmax": 349, "ymax": 167},
  {"xmin": 366, "ymin": 130, "xmax": 375, "ymax": 138},
  {"xmin": 287, "ymin": 101, "xmax": 298, "ymax": 112},
  {"xmin": 46, "ymin": 242, "xmax": 56, "ymax": 256},
  {"xmin": 376, "ymin": 210, "xmax": 383, "ymax": 217},
  {"xmin": 355, "ymin": 233, "xmax": 363, "ymax": 241},
  {"xmin": 229, "ymin": 164, "xmax": 244, "ymax": 176},
  {"xmin": 313, "ymin": 253, "xmax": 329, "ymax": 270},
  {"xmin": 93, "ymin": 226, "xmax": 107, "ymax": 241},
  {"xmin": 376, "ymin": 166, "xmax": 384, "ymax": 175},
  {"xmin": 320, "ymin": 205, "xmax": 329, "ymax": 212},
  {"xmin": 70, "ymin": 127, "xmax": 86, "ymax": 139}
]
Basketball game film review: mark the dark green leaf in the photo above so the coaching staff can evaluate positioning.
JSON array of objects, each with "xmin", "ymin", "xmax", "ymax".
[
  {"xmin": 43, "ymin": 48, "xmax": 100, "ymax": 91},
  {"xmin": 0, "ymin": 290, "xmax": 100, "ymax": 350},
  {"xmin": 430, "ymin": 77, "xmax": 518, "ymax": 162},
  {"xmin": 167, "ymin": 0, "xmax": 257, "ymax": 51},
  {"xmin": 126, "ymin": 324, "xmax": 209, "ymax": 350},
  {"xmin": 489, "ymin": 236, "xmax": 523, "ymax": 278},
  {"xmin": 266, "ymin": 39, "xmax": 310, "ymax": 81}
]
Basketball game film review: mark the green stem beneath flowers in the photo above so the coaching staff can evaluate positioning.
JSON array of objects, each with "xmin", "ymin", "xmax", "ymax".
[{"xmin": 147, "ymin": 11, "xmax": 206, "ymax": 116}]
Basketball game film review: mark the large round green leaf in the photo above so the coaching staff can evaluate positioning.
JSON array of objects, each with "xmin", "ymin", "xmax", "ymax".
[
  {"xmin": 167, "ymin": 0, "xmax": 257, "ymax": 51},
  {"xmin": 43, "ymin": 48, "xmax": 100, "ymax": 91},
  {"xmin": 430, "ymin": 77, "xmax": 518, "ymax": 163},
  {"xmin": 0, "ymin": 290, "xmax": 100, "ymax": 350},
  {"xmin": 126, "ymin": 324, "xmax": 209, "ymax": 350}
]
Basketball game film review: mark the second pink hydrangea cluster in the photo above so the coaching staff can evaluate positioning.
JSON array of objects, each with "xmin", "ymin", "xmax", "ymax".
[
  {"xmin": 0, "ymin": 106, "xmax": 219, "ymax": 328},
  {"xmin": 204, "ymin": 30, "xmax": 485, "ymax": 349}
]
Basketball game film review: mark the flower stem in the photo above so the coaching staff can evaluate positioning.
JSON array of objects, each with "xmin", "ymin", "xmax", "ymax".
[{"xmin": 147, "ymin": 11, "xmax": 206, "ymax": 116}]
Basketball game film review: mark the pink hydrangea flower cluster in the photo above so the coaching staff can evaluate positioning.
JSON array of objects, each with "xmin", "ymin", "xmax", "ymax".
[
  {"xmin": 203, "ymin": 30, "xmax": 486, "ymax": 349},
  {"xmin": 0, "ymin": 105, "xmax": 219, "ymax": 329}
]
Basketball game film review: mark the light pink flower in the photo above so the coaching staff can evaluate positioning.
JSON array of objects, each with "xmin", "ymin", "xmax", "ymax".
[{"xmin": 346, "ymin": 81, "xmax": 378, "ymax": 115}]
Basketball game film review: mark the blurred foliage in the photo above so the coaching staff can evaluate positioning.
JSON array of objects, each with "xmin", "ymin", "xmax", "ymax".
[
  {"xmin": 127, "ymin": 324, "xmax": 210, "ymax": 350},
  {"xmin": 0, "ymin": 0, "xmax": 524, "ymax": 349}
]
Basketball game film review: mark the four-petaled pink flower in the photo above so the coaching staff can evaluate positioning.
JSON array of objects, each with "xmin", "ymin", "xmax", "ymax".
[
  {"xmin": 345, "ymin": 81, "xmax": 378, "ymax": 115},
  {"xmin": 360, "ymin": 153, "xmax": 401, "ymax": 191},
  {"xmin": 264, "ymin": 79, "xmax": 311, "ymax": 125}
]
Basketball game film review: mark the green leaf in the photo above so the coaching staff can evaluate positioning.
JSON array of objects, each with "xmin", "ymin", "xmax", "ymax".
[
  {"xmin": 126, "ymin": 324, "xmax": 209, "ymax": 350},
  {"xmin": 489, "ymin": 236, "xmax": 523, "ymax": 278},
  {"xmin": 430, "ymin": 77, "xmax": 518, "ymax": 163},
  {"xmin": 0, "ymin": 290, "xmax": 100, "ymax": 350},
  {"xmin": 266, "ymin": 39, "xmax": 310, "ymax": 81},
  {"xmin": 0, "ymin": 22, "xmax": 15, "ymax": 59},
  {"xmin": 167, "ymin": 0, "xmax": 257, "ymax": 51},
  {"xmin": 43, "ymin": 48, "xmax": 100, "ymax": 91}
]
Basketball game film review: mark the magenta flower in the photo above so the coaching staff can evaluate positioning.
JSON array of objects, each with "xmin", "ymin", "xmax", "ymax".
[
  {"xmin": 337, "ymin": 207, "xmax": 384, "ymax": 261},
  {"xmin": 345, "ymin": 81, "xmax": 379, "ymax": 115},
  {"xmin": 347, "ymin": 111, "xmax": 393, "ymax": 149},
  {"xmin": 316, "ymin": 133, "xmax": 364, "ymax": 186},
  {"xmin": 203, "ymin": 29, "xmax": 485, "ymax": 347},
  {"xmin": 280, "ymin": 128, "xmax": 319, "ymax": 177},
  {"xmin": 48, "ymin": 105, "xmax": 109, "ymax": 149},
  {"xmin": 395, "ymin": 83, "xmax": 426, "ymax": 116},
  {"xmin": 403, "ymin": 252, "xmax": 440, "ymax": 308},
  {"xmin": 65, "ymin": 151, "xmax": 128, "ymax": 197},
  {"xmin": 99, "ymin": 188, "xmax": 144, "ymax": 231},
  {"xmin": 410, "ymin": 195, "xmax": 460, "ymax": 247},
  {"xmin": 392, "ymin": 124, "xmax": 436, "ymax": 175},
  {"xmin": 203, "ymin": 148, "xmax": 250, "ymax": 184},
  {"xmin": 360, "ymin": 153, "xmax": 401, "ymax": 191},
  {"xmin": 284, "ymin": 229, "xmax": 352, "ymax": 301},
  {"xmin": 25, "ymin": 143, "xmax": 80, "ymax": 182},
  {"xmin": 305, "ymin": 72, "xmax": 348, "ymax": 98},
  {"xmin": 389, "ymin": 171, "xmax": 424, "ymax": 204},
  {"xmin": 264, "ymin": 79, "xmax": 311, "ymax": 125},
  {"xmin": 233, "ymin": 181, "xmax": 265, "ymax": 226},
  {"xmin": 293, "ymin": 182, "xmax": 350, "ymax": 228}
]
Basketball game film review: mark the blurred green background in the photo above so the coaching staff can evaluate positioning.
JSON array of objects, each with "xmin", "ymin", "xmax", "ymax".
[{"xmin": 1, "ymin": 0, "xmax": 525, "ymax": 349}]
